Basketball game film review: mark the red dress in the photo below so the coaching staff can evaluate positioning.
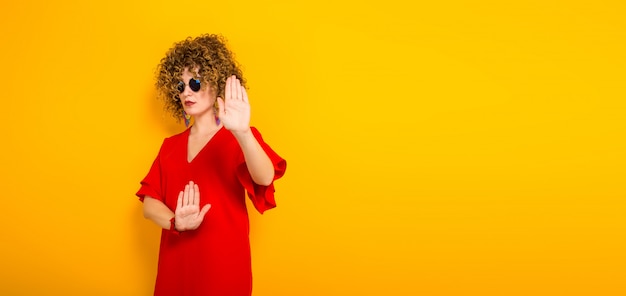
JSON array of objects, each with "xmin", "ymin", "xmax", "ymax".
[{"xmin": 136, "ymin": 127, "xmax": 286, "ymax": 296}]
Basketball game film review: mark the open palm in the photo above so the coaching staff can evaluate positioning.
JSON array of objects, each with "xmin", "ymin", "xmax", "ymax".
[
  {"xmin": 217, "ymin": 75, "xmax": 250, "ymax": 133},
  {"xmin": 174, "ymin": 181, "xmax": 211, "ymax": 231}
]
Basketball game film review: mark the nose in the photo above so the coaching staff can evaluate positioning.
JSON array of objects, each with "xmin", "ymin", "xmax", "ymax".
[{"xmin": 181, "ymin": 83, "xmax": 193, "ymax": 97}]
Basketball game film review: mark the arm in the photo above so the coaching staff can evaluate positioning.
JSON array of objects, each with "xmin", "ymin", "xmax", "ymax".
[
  {"xmin": 232, "ymin": 129, "xmax": 275, "ymax": 186},
  {"xmin": 218, "ymin": 75, "xmax": 275, "ymax": 186},
  {"xmin": 143, "ymin": 196, "xmax": 174, "ymax": 229}
]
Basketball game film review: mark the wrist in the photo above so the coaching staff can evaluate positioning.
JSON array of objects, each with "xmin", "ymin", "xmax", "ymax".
[
  {"xmin": 231, "ymin": 127, "xmax": 252, "ymax": 139},
  {"xmin": 169, "ymin": 217, "xmax": 181, "ymax": 234}
]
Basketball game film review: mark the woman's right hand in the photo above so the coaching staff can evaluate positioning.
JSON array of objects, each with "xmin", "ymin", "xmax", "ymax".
[{"xmin": 174, "ymin": 181, "xmax": 211, "ymax": 231}]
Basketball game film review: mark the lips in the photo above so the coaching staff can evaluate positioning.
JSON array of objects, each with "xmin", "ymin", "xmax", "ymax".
[{"xmin": 184, "ymin": 101, "xmax": 196, "ymax": 107}]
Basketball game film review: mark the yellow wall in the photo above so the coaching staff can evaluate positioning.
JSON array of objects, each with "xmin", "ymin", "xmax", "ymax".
[{"xmin": 1, "ymin": 0, "xmax": 624, "ymax": 295}]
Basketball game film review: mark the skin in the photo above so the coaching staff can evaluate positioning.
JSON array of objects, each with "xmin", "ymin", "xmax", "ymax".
[{"xmin": 143, "ymin": 69, "xmax": 275, "ymax": 231}]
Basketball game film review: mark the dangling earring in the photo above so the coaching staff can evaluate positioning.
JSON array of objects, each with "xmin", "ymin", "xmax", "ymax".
[
  {"xmin": 214, "ymin": 101, "xmax": 220, "ymax": 125},
  {"xmin": 182, "ymin": 110, "xmax": 191, "ymax": 127}
]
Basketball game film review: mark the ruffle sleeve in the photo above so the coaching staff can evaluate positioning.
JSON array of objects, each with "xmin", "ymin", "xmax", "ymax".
[
  {"xmin": 135, "ymin": 140, "xmax": 166, "ymax": 202},
  {"xmin": 236, "ymin": 127, "xmax": 287, "ymax": 214}
]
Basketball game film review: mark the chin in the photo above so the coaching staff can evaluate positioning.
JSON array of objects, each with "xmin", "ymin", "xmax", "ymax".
[{"xmin": 185, "ymin": 108, "xmax": 212, "ymax": 117}]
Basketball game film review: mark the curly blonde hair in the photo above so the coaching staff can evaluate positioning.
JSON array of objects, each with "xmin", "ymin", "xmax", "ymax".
[{"xmin": 155, "ymin": 34, "xmax": 246, "ymax": 120}]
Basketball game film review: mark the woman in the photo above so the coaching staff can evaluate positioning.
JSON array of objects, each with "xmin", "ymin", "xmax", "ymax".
[{"xmin": 136, "ymin": 34, "xmax": 286, "ymax": 296}]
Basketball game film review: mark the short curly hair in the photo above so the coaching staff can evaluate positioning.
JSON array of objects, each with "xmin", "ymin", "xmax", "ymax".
[{"xmin": 155, "ymin": 34, "xmax": 246, "ymax": 120}]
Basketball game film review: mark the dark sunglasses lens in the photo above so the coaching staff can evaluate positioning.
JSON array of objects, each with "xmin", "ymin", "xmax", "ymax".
[
  {"xmin": 177, "ymin": 81, "xmax": 185, "ymax": 93},
  {"xmin": 189, "ymin": 79, "xmax": 201, "ymax": 92}
]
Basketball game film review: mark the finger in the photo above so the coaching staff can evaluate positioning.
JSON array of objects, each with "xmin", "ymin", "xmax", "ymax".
[
  {"xmin": 225, "ymin": 76, "xmax": 232, "ymax": 101},
  {"xmin": 241, "ymin": 86, "xmax": 249, "ymax": 104},
  {"xmin": 183, "ymin": 184, "xmax": 190, "ymax": 206},
  {"xmin": 177, "ymin": 191, "xmax": 183, "ymax": 210},
  {"xmin": 199, "ymin": 204, "xmax": 211, "ymax": 219},
  {"xmin": 235, "ymin": 78, "xmax": 242, "ymax": 101},
  {"xmin": 193, "ymin": 184, "xmax": 200, "ymax": 206},
  {"xmin": 230, "ymin": 75, "xmax": 237, "ymax": 101},
  {"xmin": 188, "ymin": 181, "xmax": 195, "ymax": 206}
]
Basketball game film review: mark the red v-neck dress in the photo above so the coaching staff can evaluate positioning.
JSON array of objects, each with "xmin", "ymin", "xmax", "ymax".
[{"xmin": 136, "ymin": 126, "xmax": 286, "ymax": 296}]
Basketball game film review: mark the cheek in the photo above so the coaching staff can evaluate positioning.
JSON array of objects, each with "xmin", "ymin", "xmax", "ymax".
[{"xmin": 201, "ymin": 88, "xmax": 218, "ymax": 101}]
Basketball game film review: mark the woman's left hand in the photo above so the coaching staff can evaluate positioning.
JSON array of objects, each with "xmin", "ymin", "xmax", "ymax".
[{"xmin": 217, "ymin": 75, "xmax": 250, "ymax": 134}]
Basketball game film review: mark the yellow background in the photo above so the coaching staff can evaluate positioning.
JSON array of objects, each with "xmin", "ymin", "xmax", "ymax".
[{"xmin": 1, "ymin": 0, "xmax": 624, "ymax": 295}]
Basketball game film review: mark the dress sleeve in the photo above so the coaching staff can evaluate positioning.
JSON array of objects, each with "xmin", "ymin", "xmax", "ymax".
[
  {"xmin": 135, "ymin": 140, "xmax": 166, "ymax": 202},
  {"xmin": 236, "ymin": 127, "xmax": 287, "ymax": 214}
]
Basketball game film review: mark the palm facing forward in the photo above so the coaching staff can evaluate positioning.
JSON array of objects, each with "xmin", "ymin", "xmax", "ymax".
[
  {"xmin": 175, "ymin": 181, "xmax": 211, "ymax": 231},
  {"xmin": 217, "ymin": 75, "xmax": 250, "ymax": 133}
]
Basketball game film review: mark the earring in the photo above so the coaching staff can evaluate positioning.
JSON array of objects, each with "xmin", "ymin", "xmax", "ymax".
[
  {"xmin": 182, "ymin": 110, "xmax": 191, "ymax": 127},
  {"xmin": 213, "ymin": 102, "xmax": 220, "ymax": 125}
]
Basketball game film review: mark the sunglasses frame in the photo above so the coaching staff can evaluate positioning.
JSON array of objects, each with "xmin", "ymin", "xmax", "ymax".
[{"xmin": 177, "ymin": 78, "xmax": 202, "ymax": 93}]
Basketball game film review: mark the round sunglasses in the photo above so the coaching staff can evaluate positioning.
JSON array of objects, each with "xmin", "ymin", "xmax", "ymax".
[{"xmin": 177, "ymin": 78, "xmax": 201, "ymax": 93}]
